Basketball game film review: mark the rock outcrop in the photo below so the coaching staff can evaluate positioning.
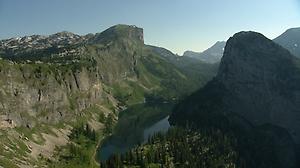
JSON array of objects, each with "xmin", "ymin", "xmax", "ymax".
[
  {"xmin": 0, "ymin": 60, "xmax": 106, "ymax": 127},
  {"xmin": 172, "ymin": 31, "xmax": 300, "ymax": 143},
  {"xmin": 170, "ymin": 31, "xmax": 300, "ymax": 167},
  {"xmin": 218, "ymin": 31, "xmax": 300, "ymax": 143},
  {"xmin": 89, "ymin": 24, "xmax": 144, "ymax": 45}
]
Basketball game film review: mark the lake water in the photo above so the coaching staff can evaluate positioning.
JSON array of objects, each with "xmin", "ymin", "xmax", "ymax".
[
  {"xmin": 142, "ymin": 116, "xmax": 170, "ymax": 143},
  {"xmin": 97, "ymin": 115, "xmax": 170, "ymax": 161}
]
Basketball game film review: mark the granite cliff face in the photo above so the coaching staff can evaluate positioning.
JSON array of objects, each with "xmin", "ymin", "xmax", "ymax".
[
  {"xmin": 0, "ymin": 61, "xmax": 106, "ymax": 127},
  {"xmin": 172, "ymin": 31, "xmax": 300, "ymax": 142},
  {"xmin": 170, "ymin": 31, "xmax": 300, "ymax": 167},
  {"xmin": 218, "ymin": 31, "xmax": 300, "ymax": 142}
]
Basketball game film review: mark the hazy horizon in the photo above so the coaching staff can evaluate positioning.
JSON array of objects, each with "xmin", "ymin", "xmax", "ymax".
[{"xmin": 0, "ymin": 0, "xmax": 299, "ymax": 54}]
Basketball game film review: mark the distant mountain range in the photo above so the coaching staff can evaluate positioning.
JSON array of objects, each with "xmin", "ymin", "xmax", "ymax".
[
  {"xmin": 147, "ymin": 45, "xmax": 219, "ymax": 85},
  {"xmin": 3, "ymin": 27, "xmax": 300, "ymax": 64},
  {"xmin": 183, "ymin": 27, "xmax": 300, "ymax": 64},
  {"xmin": 0, "ymin": 31, "xmax": 90, "ymax": 53},
  {"xmin": 183, "ymin": 41, "xmax": 226, "ymax": 64},
  {"xmin": 274, "ymin": 27, "xmax": 300, "ymax": 58}
]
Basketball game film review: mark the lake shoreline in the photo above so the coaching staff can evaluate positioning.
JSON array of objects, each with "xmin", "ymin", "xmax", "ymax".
[{"xmin": 97, "ymin": 115, "xmax": 171, "ymax": 161}]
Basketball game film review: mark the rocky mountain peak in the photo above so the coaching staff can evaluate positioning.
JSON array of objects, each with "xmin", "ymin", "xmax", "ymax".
[
  {"xmin": 217, "ymin": 32, "xmax": 300, "ymax": 136},
  {"xmin": 171, "ymin": 31, "xmax": 300, "ymax": 145},
  {"xmin": 216, "ymin": 32, "xmax": 300, "ymax": 143},
  {"xmin": 218, "ymin": 31, "xmax": 294, "ymax": 82},
  {"xmin": 0, "ymin": 31, "xmax": 88, "ymax": 53},
  {"xmin": 113, "ymin": 24, "xmax": 144, "ymax": 42},
  {"xmin": 90, "ymin": 24, "xmax": 144, "ymax": 44},
  {"xmin": 0, "ymin": 25, "xmax": 144, "ymax": 55},
  {"xmin": 284, "ymin": 27, "xmax": 300, "ymax": 34},
  {"xmin": 274, "ymin": 27, "xmax": 300, "ymax": 58},
  {"xmin": 170, "ymin": 31, "xmax": 300, "ymax": 167},
  {"xmin": 183, "ymin": 41, "xmax": 226, "ymax": 63},
  {"xmin": 49, "ymin": 31, "xmax": 81, "ymax": 40},
  {"xmin": 208, "ymin": 41, "xmax": 226, "ymax": 50}
]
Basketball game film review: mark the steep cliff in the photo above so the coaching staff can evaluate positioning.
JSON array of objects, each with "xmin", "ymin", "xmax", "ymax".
[
  {"xmin": 0, "ymin": 25, "xmax": 146, "ymax": 128},
  {"xmin": 170, "ymin": 31, "xmax": 300, "ymax": 168}
]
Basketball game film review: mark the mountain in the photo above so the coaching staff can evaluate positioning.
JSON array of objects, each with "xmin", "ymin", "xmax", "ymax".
[
  {"xmin": 147, "ymin": 45, "xmax": 219, "ymax": 87},
  {"xmin": 183, "ymin": 41, "xmax": 226, "ymax": 63},
  {"xmin": 0, "ymin": 25, "xmax": 216, "ymax": 167},
  {"xmin": 274, "ymin": 27, "xmax": 300, "ymax": 58},
  {"xmin": 170, "ymin": 31, "xmax": 300, "ymax": 167},
  {"xmin": 0, "ymin": 31, "xmax": 89, "ymax": 56}
]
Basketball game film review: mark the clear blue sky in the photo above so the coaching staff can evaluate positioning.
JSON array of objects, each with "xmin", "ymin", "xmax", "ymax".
[{"xmin": 0, "ymin": 0, "xmax": 299, "ymax": 54}]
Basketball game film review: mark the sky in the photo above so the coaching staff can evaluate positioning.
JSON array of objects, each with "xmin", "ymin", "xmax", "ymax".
[{"xmin": 0, "ymin": 0, "xmax": 299, "ymax": 54}]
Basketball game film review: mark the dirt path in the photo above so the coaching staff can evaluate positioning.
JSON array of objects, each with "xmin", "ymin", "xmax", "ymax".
[{"xmin": 92, "ymin": 136, "xmax": 105, "ymax": 167}]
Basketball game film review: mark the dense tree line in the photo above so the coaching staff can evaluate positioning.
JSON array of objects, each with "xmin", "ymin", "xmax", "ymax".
[
  {"xmin": 69, "ymin": 123, "xmax": 97, "ymax": 141},
  {"xmin": 101, "ymin": 127, "xmax": 238, "ymax": 168},
  {"xmin": 101, "ymin": 122, "xmax": 292, "ymax": 168}
]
